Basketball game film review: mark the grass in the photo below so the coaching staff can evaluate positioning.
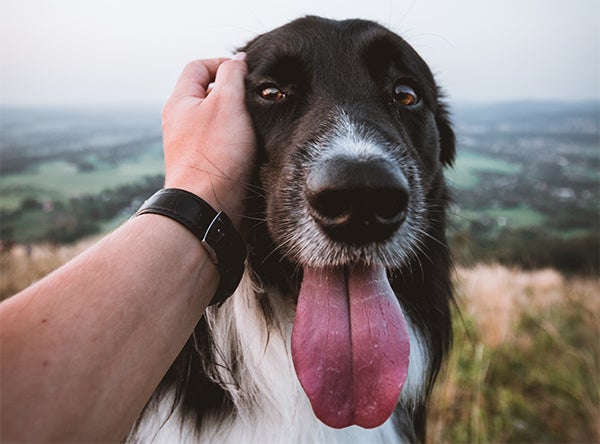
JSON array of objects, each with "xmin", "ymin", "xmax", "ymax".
[
  {"xmin": 429, "ymin": 265, "xmax": 600, "ymax": 443},
  {"xmin": 1, "ymin": 246, "xmax": 598, "ymax": 443},
  {"xmin": 0, "ymin": 240, "xmax": 97, "ymax": 298}
]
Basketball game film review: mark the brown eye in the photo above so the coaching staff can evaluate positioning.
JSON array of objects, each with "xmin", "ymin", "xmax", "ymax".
[
  {"xmin": 259, "ymin": 85, "xmax": 286, "ymax": 102},
  {"xmin": 393, "ymin": 83, "xmax": 419, "ymax": 107}
]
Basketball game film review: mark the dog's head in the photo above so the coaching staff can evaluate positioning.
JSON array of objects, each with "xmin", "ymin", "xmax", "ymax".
[
  {"xmin": 242, "ymin": 16, "xmax": 455, "ymax": 271},
  {"xmin": 239, "ymin": 16, "xmax": 455, "ymax": 430}
]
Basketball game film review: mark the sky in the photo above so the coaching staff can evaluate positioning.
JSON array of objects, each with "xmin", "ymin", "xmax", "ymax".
[{"xmin": 1, "ymin": 0, "xmax": 599, "ymax": 107}]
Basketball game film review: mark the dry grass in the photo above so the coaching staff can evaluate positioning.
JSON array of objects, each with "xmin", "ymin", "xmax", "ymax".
[
  {"xmin": 1, "ymin": 246, "xmax": 598, "ymax": 442},
  {"xmin": 429, "ymin": 265, "xmax": 600, "ymax": 443},
  {"xmin": 0, "ymin": 239, "xmax": 97, "ymax": 299},
  {"xmin": 454, "ymin": 265, "xmax": 566, "ymax": 348}
]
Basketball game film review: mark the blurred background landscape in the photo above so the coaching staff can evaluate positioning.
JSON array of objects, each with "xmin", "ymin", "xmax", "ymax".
[
  {"xmin": 1, "ymin": 0, "xmax": 598, "ymax": 442},
  {"xmin": 1, "ymin": 102, "xmax": 598, "ymax": 274}
]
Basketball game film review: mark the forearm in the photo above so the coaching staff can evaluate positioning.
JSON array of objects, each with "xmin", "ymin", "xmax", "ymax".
[{"xmin": 0, "ymin": 214, "xmax": 218, "ymax": 442}]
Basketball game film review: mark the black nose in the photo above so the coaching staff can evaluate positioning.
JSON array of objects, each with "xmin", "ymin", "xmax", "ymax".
[{"xmin": 306, "ymin": 157, "xmax": 409, "ymax": 244}]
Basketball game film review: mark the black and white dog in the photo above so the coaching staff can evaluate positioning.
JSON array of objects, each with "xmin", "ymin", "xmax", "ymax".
[{"xmin": 131, "ymin": 16, "xmax": 455, "ymax": 443}]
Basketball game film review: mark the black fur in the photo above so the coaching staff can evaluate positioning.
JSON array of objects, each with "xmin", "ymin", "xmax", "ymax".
[{"xmin": 137, "ymin": 16, "xmax": 455, "ymax": 443}]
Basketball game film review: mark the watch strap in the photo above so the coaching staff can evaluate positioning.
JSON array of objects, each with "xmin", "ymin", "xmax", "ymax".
[{"xmin": 135, "ymin": 188, "xmax": 246, "ymax": 305}]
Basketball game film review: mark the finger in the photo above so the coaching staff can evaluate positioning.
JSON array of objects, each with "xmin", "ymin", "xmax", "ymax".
[
  {"xmin": 170, "ymin": 58, "xmax": 229, "ymax": 101},
  {"xmin": 209, "ymin": 53, "xmax": 248, "ymax": 105}
]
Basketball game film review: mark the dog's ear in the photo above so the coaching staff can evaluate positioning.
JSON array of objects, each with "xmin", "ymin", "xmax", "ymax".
[{"xmin": 435, "ymin": 100, "xmax": 456, "ymax": 167}]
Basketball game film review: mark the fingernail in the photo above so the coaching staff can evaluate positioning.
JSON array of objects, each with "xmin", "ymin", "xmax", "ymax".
[{"xmin": 232, "ymin": 52, "xmax": 247, "ymax": 61}]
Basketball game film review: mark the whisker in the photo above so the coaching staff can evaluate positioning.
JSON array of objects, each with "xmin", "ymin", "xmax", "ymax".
[
  {"xmin": 415, "ymin": 227, "xmax": 449, "ymax": 250},
  {"xmin": 241, "ymin": 214, "xmax": 268, "ymax": 223},
  {"xmin": 261, "ymin": 236, "xmax": 296, "ymax": 266}
]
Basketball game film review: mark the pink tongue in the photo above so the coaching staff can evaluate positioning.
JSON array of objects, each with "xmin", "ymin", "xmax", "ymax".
[{"xmin": 291, "ymin": 265, "xmax": 410, "ymax": 429}]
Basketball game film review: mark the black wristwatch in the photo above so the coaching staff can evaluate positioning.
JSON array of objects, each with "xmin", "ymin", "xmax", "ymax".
[{"xmin": 134, "ymin": 188, "xmax": 246, "ymax": 305}]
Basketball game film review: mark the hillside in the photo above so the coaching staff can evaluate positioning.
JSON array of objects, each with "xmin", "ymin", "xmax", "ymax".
[{"xmin": 1, "ymin": 241, "xmax": 598, "ymax": 443}]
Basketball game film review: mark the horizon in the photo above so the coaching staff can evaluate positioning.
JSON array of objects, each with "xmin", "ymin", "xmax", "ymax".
[{"xmin": 1, "ymin": 99, "xmax": 599, "ymax": 114}]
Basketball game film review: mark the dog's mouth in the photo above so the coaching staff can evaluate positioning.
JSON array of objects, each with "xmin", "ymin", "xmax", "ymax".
[{"xmin": 291, "ymin": 264, "xmax": 410, "ymax": 429}]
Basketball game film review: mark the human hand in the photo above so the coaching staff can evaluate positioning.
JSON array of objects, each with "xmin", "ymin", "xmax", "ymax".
[{"xmin": 162, "ymin": 54, "xmax": 256, "ymax": 227}]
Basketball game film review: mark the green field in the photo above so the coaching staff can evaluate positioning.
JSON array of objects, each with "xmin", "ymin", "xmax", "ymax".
[
  {"xmin": 0, "ymin": 139, "xmax": 165, "ymax": 243},
  {"xmin": 448, "ymin": 150, "xmax": 522, "ymax": 189},
  {"xmin": 0, "ymin": 144, "xmax": 164, "ymax": 211},
  {"xmin": 458, "ymin": 205, "xmax": 547, "ymax": 230}
]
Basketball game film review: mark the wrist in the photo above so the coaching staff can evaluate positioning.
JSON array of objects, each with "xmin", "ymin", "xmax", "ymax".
[
  {"xmin": 134, "ymin": 188, "xmax": 247, "ymax": 305},
  {"xmin": 164, "ymin": 174, "xmax": 244, "ymax": 229}
]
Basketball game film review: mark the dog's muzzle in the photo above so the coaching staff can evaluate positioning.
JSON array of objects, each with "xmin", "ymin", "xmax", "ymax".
[{"xmin": 305, "ymin": 156, "xmax": 409, "ymax": 244}]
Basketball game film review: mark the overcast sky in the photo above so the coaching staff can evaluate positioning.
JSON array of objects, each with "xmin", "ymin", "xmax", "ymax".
[{"xmin": 1, "ymin": 0, "xmax": 598, "ymax": 107}]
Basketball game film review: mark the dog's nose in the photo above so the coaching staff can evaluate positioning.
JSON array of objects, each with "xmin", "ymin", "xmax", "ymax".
[{"xmin": 306, "ymin": 157, "xmax": 409, "ymax": 244}]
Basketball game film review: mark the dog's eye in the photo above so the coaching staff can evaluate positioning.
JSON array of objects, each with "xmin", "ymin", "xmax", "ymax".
[
  {"xmin": 259, "ymin": 85, "xmax": 287, "ymax": 102},
  {"xmin": 393, "ymin": 84, "xmax": 419, "ymax": 107}
]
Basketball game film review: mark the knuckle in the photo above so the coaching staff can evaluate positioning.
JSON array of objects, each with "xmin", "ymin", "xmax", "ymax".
[{"xmin": 184, "ymin": 59, "xmax": 205, "ymax": 71}]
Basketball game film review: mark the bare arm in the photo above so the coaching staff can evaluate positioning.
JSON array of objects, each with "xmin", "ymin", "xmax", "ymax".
[
  {"xmin": 0, "ymin": 216, "xmax": 218, "ymax": 442},
  {"xmin": 0, "ymin": 54, "xmax": 255, "ymax": 443}
]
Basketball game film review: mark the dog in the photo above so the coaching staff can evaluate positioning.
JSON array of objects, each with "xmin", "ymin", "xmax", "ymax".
[{"xmin": 129, "ymin": 16, "xmax": 455, "ymax": 443}]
